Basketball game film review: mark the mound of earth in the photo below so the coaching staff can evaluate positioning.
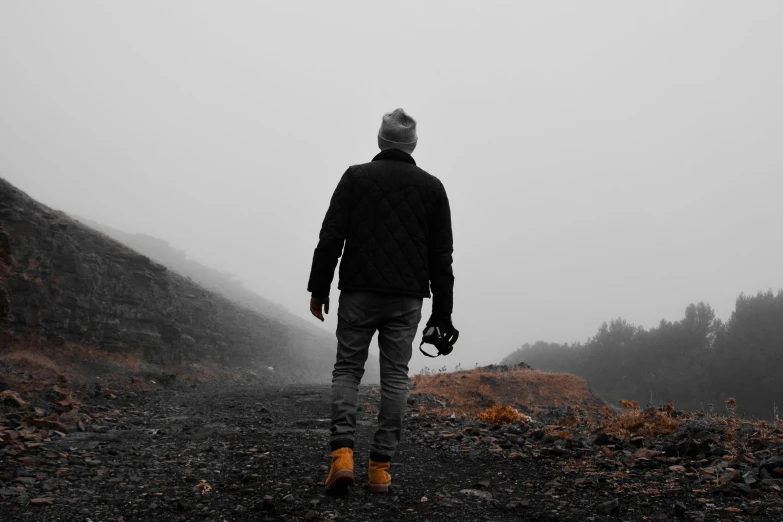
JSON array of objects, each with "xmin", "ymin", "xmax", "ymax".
[{"xmin": 411, "ymin": 365, "xmax": 605, "ymax": 418}]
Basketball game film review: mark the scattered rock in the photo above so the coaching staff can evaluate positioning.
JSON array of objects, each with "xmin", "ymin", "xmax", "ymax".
[
  {"xmin": 598, "ymin": 498, "xmax": 620, "ymax": 515},
  {"xmin": 1, "ymin": 390, "xmax": 29, "ymax": 408},
  {"xmin": 460, "ymin": 489, "xmax": 493, "ymax": 500},
  {"xmin": 674, "ymin": 501, "xmax": 688, "ymax": 516},
  {"xmin": 505, "ymin": 499, "xmax": 530, "ymax": 510}
]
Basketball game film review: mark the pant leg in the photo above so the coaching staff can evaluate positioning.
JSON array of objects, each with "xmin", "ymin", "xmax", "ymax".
[
  {"xmin": 371, "ymin": 295, "xmax": 423, "ymax": 461},
  {"xmin": 330, "ymin": 291, "xmax": 378, "ymax": 450}
]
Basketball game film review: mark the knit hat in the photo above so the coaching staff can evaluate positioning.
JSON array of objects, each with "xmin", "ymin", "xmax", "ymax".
[{"xmin": 378, "ymin": 108, "xmax": 418, "ymax": 146}]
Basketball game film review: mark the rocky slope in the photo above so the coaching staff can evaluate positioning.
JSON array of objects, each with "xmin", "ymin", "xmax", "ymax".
[
  {"xmin": 0, "ymin": 177, "xmax": 355, "ymax": 383},
  {"xmin": 77, "ymin": 217, "xmax": 381, "ymax": 383},
  {"xmin": 77, "ymin": 218, "xmax": 293, "ymax": 322}
]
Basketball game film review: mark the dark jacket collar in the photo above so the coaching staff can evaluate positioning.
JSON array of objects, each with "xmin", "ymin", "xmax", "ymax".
[{"xmin": 372, "ymin": 149, "xmax": 416, "ymax": 166}]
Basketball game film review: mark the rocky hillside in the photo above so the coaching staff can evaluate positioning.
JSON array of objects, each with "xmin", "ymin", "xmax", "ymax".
[
  {"xmin": 0, "ymin": 177, "xmax": 361, "ymax": 383},
  {"xmin": 77, "ymin": 218, "xmax": 292, "ymax": 321},
  {"xmin": 75, "ymin": 217, "xmax": 388, "ymax": 381}
]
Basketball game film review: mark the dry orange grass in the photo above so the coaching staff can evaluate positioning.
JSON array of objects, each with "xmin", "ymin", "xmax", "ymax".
[
  {"xmin": 1, "ymin": 340, "xmax": 141, "ymax": 370},
  {"xmin": 588, "ymin": 398, "xmax": 782, "ymax": 452},
  {"xmin": 475, "ymin": 405, "xmax": 532, "ymax": 425},
  {"xmin": 0, "ymin": 335, "xmax": 244, "ymax": 399},
  {"xmin": 594, "ymin": 400, "xmax": 682, "ymax": 440},
  {"xmin": 0, "ymin": 338, "xmax": 142, "ymax": 394},
  {"xmin": 0, "ymin": 350, "xmax": 67, "ymax": 393},
  {"xmin": 411, "ymin": 366, "xmax": 600, "ymax": 417}
]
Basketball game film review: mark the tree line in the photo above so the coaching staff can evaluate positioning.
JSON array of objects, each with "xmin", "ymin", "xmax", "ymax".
[{"xmin": 501, "ymin": 290, "xmax": 783, "ymax": 419}]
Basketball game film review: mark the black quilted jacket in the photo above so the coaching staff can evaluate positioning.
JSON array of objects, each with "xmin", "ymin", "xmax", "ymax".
[{"xmin": 307, "ymin": 149, "xmax": 454, "ymax": 320}]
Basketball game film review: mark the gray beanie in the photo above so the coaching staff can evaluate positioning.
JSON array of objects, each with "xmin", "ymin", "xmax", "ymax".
[{"xmin": 378, "ymin": 108, "xmax": 418, "ymax": 145}]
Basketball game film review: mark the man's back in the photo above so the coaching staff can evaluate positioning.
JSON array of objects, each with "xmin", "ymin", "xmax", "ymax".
[{"xmin": 308, "ymin": 148, "xmax": 454, "ymax": 320}]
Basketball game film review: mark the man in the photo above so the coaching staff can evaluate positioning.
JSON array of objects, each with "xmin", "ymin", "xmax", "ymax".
[{"xmin": 307, "ymin": 108, "xmax": 456, "ymax": 494}]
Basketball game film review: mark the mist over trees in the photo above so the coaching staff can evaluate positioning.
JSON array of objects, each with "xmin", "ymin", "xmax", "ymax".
[{"xmin": 502, "ymin": 290, "xmax": 783, "ymax": 419}]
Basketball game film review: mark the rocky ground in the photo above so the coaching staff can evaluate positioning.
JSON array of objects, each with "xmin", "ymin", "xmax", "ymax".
[{"xmin": 2, "ymin": 381, "xmax": 783, "ymax": 522}]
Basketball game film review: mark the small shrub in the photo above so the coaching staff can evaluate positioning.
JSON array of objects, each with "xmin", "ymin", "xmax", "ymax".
[
  {"xmin": 725, "ymin": 397, "xmax": 737, "ymax": 417},
  {"xmin": 475, "ymin": 405, "xmax": 532, "ymax": 425}
]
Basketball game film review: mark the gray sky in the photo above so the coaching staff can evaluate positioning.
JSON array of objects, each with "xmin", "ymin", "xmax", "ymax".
[{"xmin": 2, "ymin": 1, "xmax": 782, "ymax": 373}]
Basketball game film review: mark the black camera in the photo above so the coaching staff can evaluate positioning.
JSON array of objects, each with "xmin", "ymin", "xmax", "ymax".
[{"xmin": 419, "ymin": 325, "xmax": 459, "ymax": 358}]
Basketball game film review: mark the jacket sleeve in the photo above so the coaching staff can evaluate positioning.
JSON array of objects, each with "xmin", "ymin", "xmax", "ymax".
[
  {"xmin": 428, "ymin": 180, "xmax": 454, "ymax": 321},
  {"xmin": 307, "ymin": 168, "xmax": 353, "ymax": 300}
]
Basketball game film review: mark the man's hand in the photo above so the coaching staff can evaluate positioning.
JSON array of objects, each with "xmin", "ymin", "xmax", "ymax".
[{"xmin": 310, "ymin": 297, "xmax": 330, "ymax": 322}]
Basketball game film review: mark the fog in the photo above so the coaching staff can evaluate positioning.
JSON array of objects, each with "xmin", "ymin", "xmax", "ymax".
[{"xmin": 2, "ymin": 1, "xmax": 782, "ymax": 374}]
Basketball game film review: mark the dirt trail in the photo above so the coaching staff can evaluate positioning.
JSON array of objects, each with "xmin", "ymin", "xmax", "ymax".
[{"xmin": 1, "ymin": 382, "xmax": 781, "ymax": 521}]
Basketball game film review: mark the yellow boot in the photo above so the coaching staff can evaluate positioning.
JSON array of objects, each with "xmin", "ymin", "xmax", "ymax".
[
  {"xmin": 325, "ymin": 448, "xmax": 354, "ymax": 494},
  {"xmin": 368, "ymin": 459, "xmax": 391, "ymax": 494}
]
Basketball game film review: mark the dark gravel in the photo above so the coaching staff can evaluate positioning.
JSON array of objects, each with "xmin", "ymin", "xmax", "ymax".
[{"xmin": 2, "ymin": 382, "xmax": 782, "ymax": 521}]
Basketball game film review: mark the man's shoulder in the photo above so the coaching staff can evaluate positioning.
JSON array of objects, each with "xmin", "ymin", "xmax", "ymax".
[{"xmin": 348, "ymin": 160, "xmax": 443, "ymax": 187}]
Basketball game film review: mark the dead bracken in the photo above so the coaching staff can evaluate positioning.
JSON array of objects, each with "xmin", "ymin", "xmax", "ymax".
[
  {"xmin": 195, "ymin": 480, "xmax": 212, "ymax": 495},
  {"xmin": 475, "ymin": 405, "xmax": 533, "ymax": 425}
]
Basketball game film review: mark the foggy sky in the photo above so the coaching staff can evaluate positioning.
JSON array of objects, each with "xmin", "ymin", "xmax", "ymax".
[{"xmin": 2, "ymin": 1, "xmax": 782, "ymax": 373}]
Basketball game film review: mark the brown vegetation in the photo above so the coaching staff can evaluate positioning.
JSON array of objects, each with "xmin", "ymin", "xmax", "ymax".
[
  {"xmin": 591, "ymin": 399, "xmax": 783, "ymax": 452},
  {"xmin": 475, "ymin": 405, "xmax": 532, "ymax": 425},
  {"xmin": 0, "ymin": 337, "xmax": 142, "ymax": 395},
  {"xmin": 0, "ymin": 335, "xmax": 240, "ymax": 401},
  {"xmin": 411, "ymin": 365, "xmax": 601, "ymax": 417},
  {"xmin": 413, "ymin": 366, "xmax": 783, "ymax": 458}
]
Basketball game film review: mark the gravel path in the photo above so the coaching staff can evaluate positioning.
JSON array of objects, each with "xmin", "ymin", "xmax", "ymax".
[{"xmin": 2, "ymin": 382, "xmax": 781, "ymax": 521}]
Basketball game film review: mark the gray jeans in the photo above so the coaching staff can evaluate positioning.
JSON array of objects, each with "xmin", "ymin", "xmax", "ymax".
[{"xmin": 330, "ymin": 291, "xmax": 423, "ymax": 461}]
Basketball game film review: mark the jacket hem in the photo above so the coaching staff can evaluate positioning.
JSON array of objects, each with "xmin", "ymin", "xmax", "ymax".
[{"xmin": 337, "ymin": 285, "xmax": 431, "ymax": 299}]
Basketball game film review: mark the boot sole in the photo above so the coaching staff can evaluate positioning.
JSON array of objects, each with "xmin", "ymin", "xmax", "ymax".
[
  {"xmin": 325, "ymin": 470, "xmax": 355, "ymax": 495},
  {"xmin": 369, "ymin": 481, "xmax": 391, "ymax": 494}
]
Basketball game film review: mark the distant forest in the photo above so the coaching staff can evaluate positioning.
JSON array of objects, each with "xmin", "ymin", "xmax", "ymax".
[{"xmin": 502, "ymin": 290, "xmax": 783, "ymax": 419}]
